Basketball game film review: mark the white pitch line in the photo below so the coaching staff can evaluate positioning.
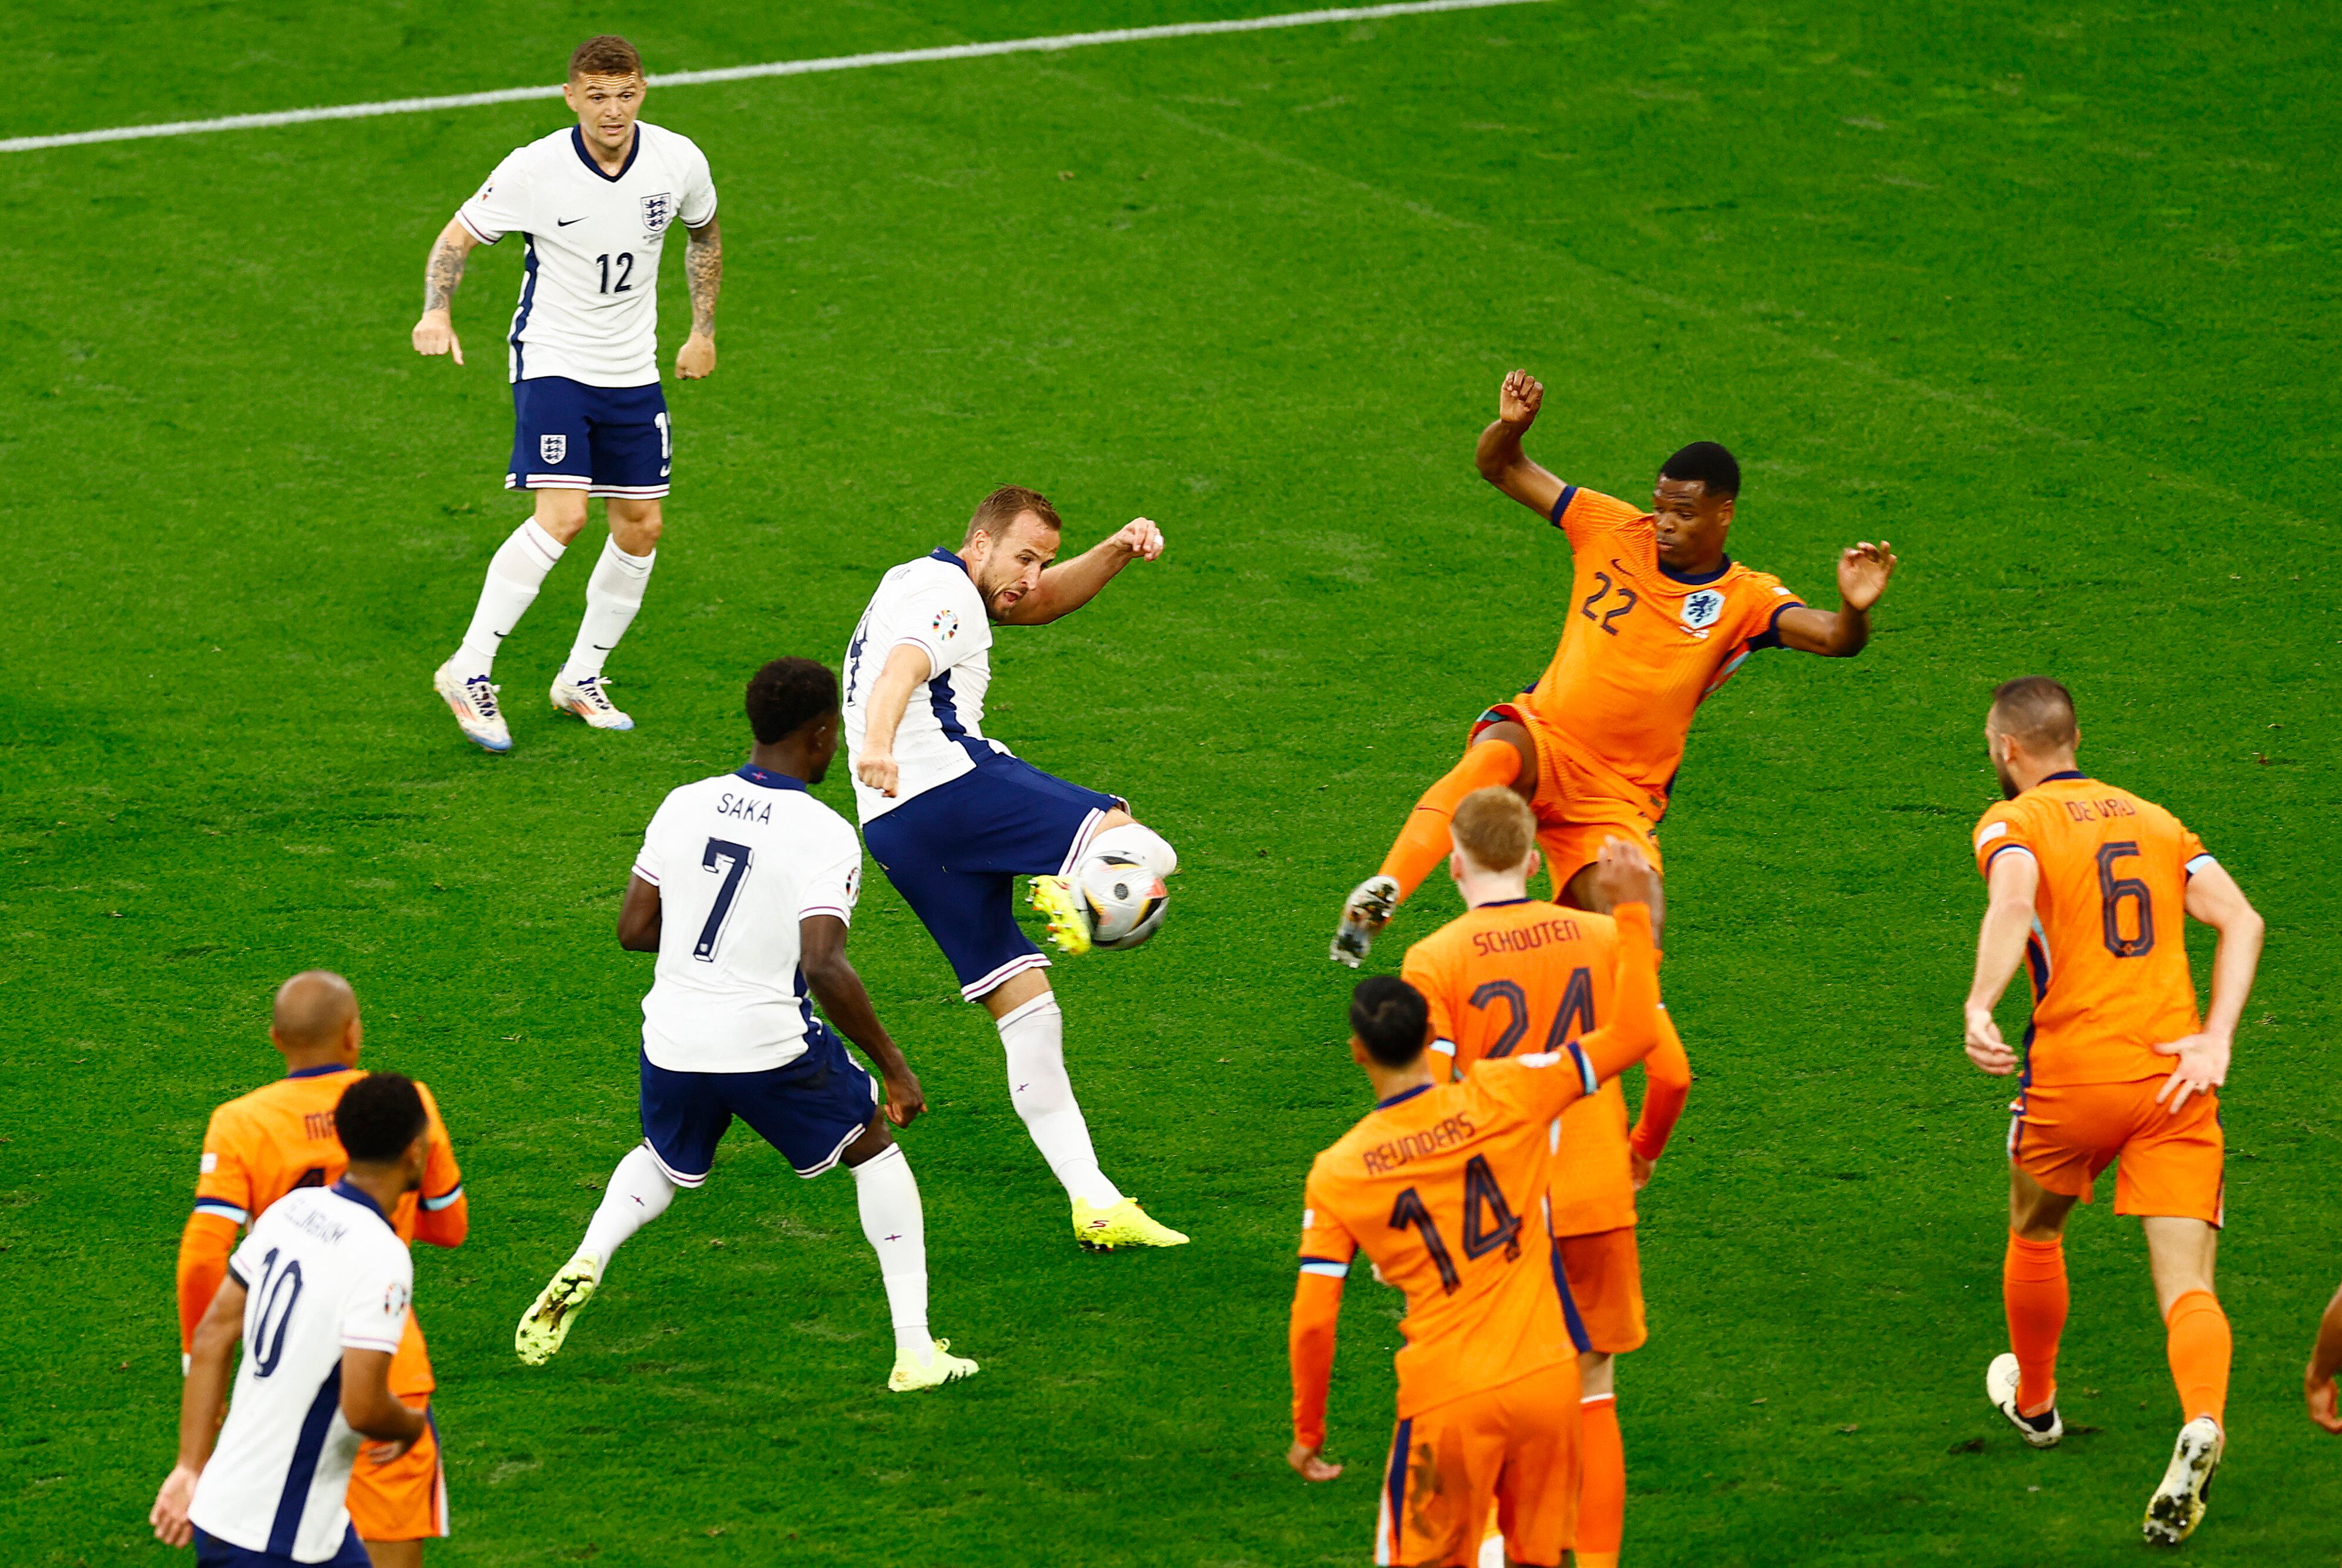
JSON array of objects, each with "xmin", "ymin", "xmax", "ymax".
[{"xmin": 1, "ymin": 0, "xmax": 1548, "ymax": 155}]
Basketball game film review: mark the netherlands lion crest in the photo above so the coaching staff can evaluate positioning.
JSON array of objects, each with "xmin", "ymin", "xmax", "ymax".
[
  {"xmin": 1680, "ymin": 589, "xmax": 1726, "ymax": 630},
  {"xmin": 640, "ymin": 192, "xmax": 674, "ymax": 233},
  {"xmin": 540, "ymin": 433, "xmax": 568, "ymax": 464}
]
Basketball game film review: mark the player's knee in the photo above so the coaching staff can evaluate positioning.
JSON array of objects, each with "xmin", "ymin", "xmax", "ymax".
[
  {"xmin": 609, "ymin": 500, "xmax": 663, "ymax": 555},
  {"xmin": 1090, "ymin": 819, "xmax": 1177, "ymax": 879}
]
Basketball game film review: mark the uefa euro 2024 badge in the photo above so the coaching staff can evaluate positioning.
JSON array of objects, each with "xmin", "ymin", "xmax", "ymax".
[
  {"xmin": 932, "ymin": 609, "xmax": 959, "ymax": 642},
  {"xmin": 1680, "ymin": 587, "xmax": 1726, "ymax": 637}
]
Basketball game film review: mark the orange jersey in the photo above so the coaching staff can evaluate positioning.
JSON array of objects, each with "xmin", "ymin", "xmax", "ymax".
[
  {"xmin": 1974, "ymin": 774, "xmax": 2212, "ymax": 1086},
  {"xmin": 190, "ymin": 1066, "xmax": 464, "ymax": 1393},
  {"xmin": 1523, "ymin": 486, "xmax": 1804, "ymax": 807},
  {"xmin": 1300, "ymin": 1054, "xmax": 1603, "ymax": 1419},
  {"xmin": 1401, "ymin": 901, "xmax": 1638, "ymax": 1235}
]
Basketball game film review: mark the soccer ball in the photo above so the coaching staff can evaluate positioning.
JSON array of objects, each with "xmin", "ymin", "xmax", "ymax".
[{"xmin": 1073, "ymin": 851, "xmax": 1169, "ymax": 951}]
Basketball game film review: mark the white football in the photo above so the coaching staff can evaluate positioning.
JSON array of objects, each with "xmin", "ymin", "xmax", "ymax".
[{"xmin": 1074, "ymin": 851, "xmax": 1169, "ymax": 951}]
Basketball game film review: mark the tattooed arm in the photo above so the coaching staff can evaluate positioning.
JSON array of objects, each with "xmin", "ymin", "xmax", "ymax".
[
  {"xmin": 676, "ymin": 217, "xmax": 721, "ymax": 380},
  {"xmin": 412, "ymin": 219, "xmax": 479, "ymax": 366}
]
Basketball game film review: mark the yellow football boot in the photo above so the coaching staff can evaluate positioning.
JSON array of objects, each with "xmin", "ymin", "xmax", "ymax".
[
  {"xmin": 1072, "ymin": 1197, "xmax": 1189, "ymax": 1251},
  {"xmin": 888, "ymin": 1338, "xmax": 979, "ymax": 1393},
  {"xmin": 1027, "ymin": 875, "xmax": 1093, "ymax": 956},
  {"xmin": 514, "ymin": 1254, "xmax": 600, "ymax": 1365}
]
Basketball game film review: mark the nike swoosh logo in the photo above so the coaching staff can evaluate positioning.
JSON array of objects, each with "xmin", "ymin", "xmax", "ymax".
[{"xmin": 558, "ymin": 216, "xmax": 586, "ymax": 226}]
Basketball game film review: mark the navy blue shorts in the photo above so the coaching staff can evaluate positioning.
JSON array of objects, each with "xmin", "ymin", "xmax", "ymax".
[
  {"xmin": 863, "ymin": 755, "xmax": 1122, "ymax": 999},
  {"xmin": 194, "ymin": 1525, "xmax": 369, "ymax": 1567},
  {"xmin": 638, "ymin": 1024, "xmax": 878, "ymax": 1185},
  {"xmin": 507, "ymin": 375, "xmax": 670, "ymax": 499}
]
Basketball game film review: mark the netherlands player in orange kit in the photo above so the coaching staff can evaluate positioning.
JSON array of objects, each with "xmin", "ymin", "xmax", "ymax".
[
  {"xmin": 176, "ymin": 972, "xmax": 468, "ymax": 1567},
  {"xmin": 1962, "ymin": 679, "xmax": 2264, "ymax": 1547},
  {"xmin": 1401, "ymin": 790, "xmax": 1690, "ymax": 1568},
  {"xmin": 1290, "ymin": 842, "xmax": 1664, "ymax": 1568},
  {"xmin": 1333, "ymin": 369, "xmax": 1896, "ymax": 963}
]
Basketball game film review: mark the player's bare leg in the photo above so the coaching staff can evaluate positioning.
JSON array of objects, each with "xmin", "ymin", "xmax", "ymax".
[
  {"xmin": 551, "ymin": 496, "xmax": 660, "ymax": 731},
  {"xmin": 436, "ymin": 488, "xmax": 593, "ymax": 753},
  {"xmin": 1028, "ymin": 806, "xmax": 1179, "ymax": 957},
  {"xmin": 1334, "ymin": 726, "xmax": 1535, "ymax": 965},
  {"xmin": 982, "ymin": 965, "xmax": 1186, "ymax": 1250},
  {"xmin": 2140, "ymin": 1215, "xmax": 2226, "ymax": 1545},
  {"xmin": 1987, "ymin": 1167, "xmax": 2076, "ymax": 1446}
]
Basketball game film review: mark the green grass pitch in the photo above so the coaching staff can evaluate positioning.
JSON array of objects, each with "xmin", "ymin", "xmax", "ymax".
[{"xmin": 5, "ymin": 2, "xmax": 2337, "ymax": 1563}]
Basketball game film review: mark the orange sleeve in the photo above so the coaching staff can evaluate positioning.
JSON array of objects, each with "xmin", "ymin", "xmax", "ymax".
[
  {"xmin": 1551, "ymin": 485, "xmax": 1645, "ymax": 549},
  {"xmin": 412, "ymin": 1086, "xmax": 468, "ymax": 1248},
  {"xmin": 176, "ymin": 1211, "xmax": 240, "ymax": 1354},
  {"xmin": 1974, "ymin": 801, "xmax": 2036, "ymax": 881},
  {"xmin": 1290, "ymin": 1271, "xmax": 1346, "ymax": 1453},
  {"xmin": 1401, "ymin": 941, "xmax": 1458, "ymax": 1078},
  {"xmin": 1628, "ymin": 1004, "xmax": 1692, "ymax": 1162},
  {"xmin": 1579, "ymin": 902, "xmax": 1660, "ymax": 1086},
  {"xmin": 192, "ymin": 1106, "xmax": 255, "ymax": 1224}
]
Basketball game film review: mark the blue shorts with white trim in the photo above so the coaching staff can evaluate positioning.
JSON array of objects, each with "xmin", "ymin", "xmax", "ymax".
[
  {"xmin": 507, "ymin": 375, "xmax": 670, "ymax": 499},
  {"xmin": 637, "ymin": 1024, "xmax": 878, "ymax": 1184},
  {"xmin": 194, "ymin": 1525, "xmax": 370, "ymax": 1567},
  {"xmin": 862, "ymin": 755, "xmax": 1122, "ymax": 999}
]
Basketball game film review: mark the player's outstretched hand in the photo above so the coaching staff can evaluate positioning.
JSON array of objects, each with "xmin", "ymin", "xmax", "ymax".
[
  {"xmin": 1837, "ymin": 540, "xmax": 1897, "ymax": 611},
  {"xmin": 676, "ymin": 331, "xmax": 716, "ymax": 380},
  {"xmin": 1499, "ymin": 369, "xmax": 1544, "ymax": 428},
  {"xmin": 882, "ymin": 1067, "xmax": 927, "ymax": 1128},
  {"xmin": 411, "ymin": 310, "xmax": 464, "ymax": 367},
  {"xmin": 2310, "ymin": 1368, "xmax": 2342, "ymax": 1434},
  {"xmin": 2151, "ymin": 1031, "xmax": 2230, "ymax": 1113},
  {"xmin": 856, "ymin": 753, "xmax": 900, "ymax": 797},
  {"xmin": 1287, "ymin": 1442, "xmax": 1343, "ymax": 1483},
  {"xmin": 150, "ymin": 1463, "xmax": 199, "ymax": 1547},
  {"xmin": 1592, "ymin": 838, "xmax": 1659, "ymax": 911},
  {"xmin": 1110, "ymin": 518, "xmax": 1165, "ymax": 561},
  {"xmin": 1964, "ymin": 1005, "xmax": 2016, "ymax": 1076}
]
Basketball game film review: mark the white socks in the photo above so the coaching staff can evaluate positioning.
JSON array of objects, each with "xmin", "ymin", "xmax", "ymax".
[
  {"xmin": 996, "ymin": 992, "xmax": 1122, "ymax": 1209},
  {"xmin": 1087, "ymin": 821, "xmax": 1177, "ymax": 878},
  {"xmin": 850, "ymin": 1144, "xmax": 932, "ymax": 1363},
  {"xmin": 562, "ymin": 536, "xmax": 656, "ymax": 682},
  {"xmin": 456, "ymin": 520, "xmax": 566, "ymax": 676},
  {"xmin": 579, "ymin": 1144, "xmax": 678, "ymax": 1272}
]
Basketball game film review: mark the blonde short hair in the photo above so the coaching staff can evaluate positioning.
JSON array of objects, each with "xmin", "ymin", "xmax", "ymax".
[{"xmin": 1451, "ymin": 787, "xmax": 1535, "ymax": 874}]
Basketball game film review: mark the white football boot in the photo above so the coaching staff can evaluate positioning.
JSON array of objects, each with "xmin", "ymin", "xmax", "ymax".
[
  {"xmin": 1985, "ymin": 1352, "xmax": 2062, "ymax": 1448},
  {"xmin": 2142, "ymin": 1416, "xmax": 2223, "ymax": 1545},
  {"xmin": 1330, "ymin": 873, "xmax": 1399, "ymax": 967},
  {"xmin": 434, "ymin": 660, "xmax": 512, "ymax": 753},
  {"xmin": 551, "ymin": 671, "xmax": 634, "ymax": 731}
]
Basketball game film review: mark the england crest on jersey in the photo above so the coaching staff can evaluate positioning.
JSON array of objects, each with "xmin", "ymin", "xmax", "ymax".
[
  {"xmin": 541, "ymin": 433, "xmax": 568, "ymax": 464},
  {"xmin": 640, "ymin": 192, "xmax": 675, "ymax": 233},
  {"xmin": 1680, "ymin": 589, "xmax": 1726, "ymax": 630}
]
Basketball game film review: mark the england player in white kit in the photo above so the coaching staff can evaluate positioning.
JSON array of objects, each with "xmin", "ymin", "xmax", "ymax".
[
  {"xmin": 512, "ymin": 659, "xmax": 976, "ymax": 1392},
  {"xmin": 846, "ymin": 486, "xmax": 1189, "ymax": 1253},
  {"xmin": 150, "ymin": 1075, "xmax": 434, "ymax": 1568},
  {"xmin": 414, "ymin": 35, "xmax": 722, "ymax": 750}
]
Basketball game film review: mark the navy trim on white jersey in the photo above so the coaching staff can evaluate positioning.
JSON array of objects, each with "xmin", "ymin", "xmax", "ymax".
[
  {"xmin": 571, "ymin": 125, "xmax": 642, "ymax": 183},
  {"xmin": 509, "ymin": 234, "xmax": 541, "ymax": 379},
  {"xmin": 266, "ymin": 1364, "xmax": 344, "ymax": 1557},
  {"xmin": 734, "ymin": 764, "xmax": 808, "ymax": 792}
]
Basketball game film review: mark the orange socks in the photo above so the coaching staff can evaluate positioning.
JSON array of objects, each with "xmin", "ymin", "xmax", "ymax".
[
  {"xmin": 1572, "ymin": 1392, "xmax": 1624, "ymax": 1567},
  {"xmin": 2002, "ymin": 1233, "xmax": 2068, "ymax": 1415},
  {"xmin": 1375, "ymin": 743, "xmax": 1522, "ymax": 904},
  {"xmin": 2164, "ymin": 1290, "xmax": 2230, "ymax": 1426}
]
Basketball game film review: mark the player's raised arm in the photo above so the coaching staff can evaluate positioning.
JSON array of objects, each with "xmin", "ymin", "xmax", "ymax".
[
  {"xmin": 995, "ymin": 519, "xmax": 1163, "ymax": 626},
  {"xmin": 1962, "ymin": 845, "xmax": 2038, "ymax": 1077},
  {"xmin": 676, "ymin": 216, "xmax": 720, "ymax": 380},
  {"xmin": 1475, "ymin": 370, "xmax": 1568, "ymax": 518},
  {"xmin": 411, "ymin": 218, "xmax": 479, "ymax": 367},
  {"xmin": 1772, "ymin": 541, "xmax": 1898, "ymax": 657},
  {"xmin": 1572, "ymin": 844, "xmax": 1663, "ymax": 1087},
  {"xmin": 800, "ymin": 914, "xmax": 927, "ymax": 1126},
  {"xmin": 2152, "ymin": 859, "xmax": 2264, "ymax": 1113},
  {"xmin": 150, "ymin": 1273, "xmax": 245, "ymax": 1546}
]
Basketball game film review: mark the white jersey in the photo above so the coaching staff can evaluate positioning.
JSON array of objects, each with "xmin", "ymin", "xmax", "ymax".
[
  {"xmin": 456, "ymin": 122, "xmax": 717, "ymax": 387},
  {"xmin": 843, "ymin": 550, "xmax": 1014, "ymax": 822},
  {"xmin": 187, "ymin": 1185, "xmax": 412, "ymax": 1563},
  {"xmin": 632, "ymin": 767, "xmax": 864, "ymax": 1074}
]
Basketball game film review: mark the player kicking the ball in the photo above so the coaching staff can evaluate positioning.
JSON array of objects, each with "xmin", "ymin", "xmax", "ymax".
[
  {"xmin": 413, "ymin": 35, "xmax": 722, "ymax": 750},
  {"xmin": 1332, "ymin": 370, "xmax": 1896, "ymax": 962},
  {"xmin": 515, "ymin": 659, "xmax": 976, "ymax": 1393},
  {"xmin": 1964, "ymin": 678, "xmax": 2264, "ymax": 1546},
  {"xmin": 844, "ymin": 486, "xmax": 1187, "ymax": 1253}
]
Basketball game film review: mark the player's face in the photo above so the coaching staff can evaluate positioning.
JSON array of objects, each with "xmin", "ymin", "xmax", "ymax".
[
  {"xmin": 1649, "ymin": 478, "xmax": 1733, "ymax": 570},
  {"xmin": 973, "ymin": 515, "xmax": 1059, "ymax": 619},
  {"xmin": 565, "ymin": 73, "xmax": 645, "ymax": 157}
]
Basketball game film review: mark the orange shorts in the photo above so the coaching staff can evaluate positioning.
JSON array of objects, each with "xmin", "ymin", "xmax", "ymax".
[
  {"xmin": 1471, "ymin": 704, "xmax": 1664, "ymax": 889},
  {"xmin": 1376, "ymin": 1359, "xmax": 1579, "ymax": 1568},
  {"xmin": 345, "ymin": 1398, "xmax": 449, "ymax": 1543},
  {"xmin": 1556, "ymin": 1226, "xmax": 1648, "ymax": 1355},
  {"xmin": 2008, "ymin": 1077, "xmax": 2224, "ymax": 1225}
]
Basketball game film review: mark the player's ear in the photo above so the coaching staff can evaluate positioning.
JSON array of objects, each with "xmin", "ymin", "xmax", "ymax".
[
  {"xmin": 1348, "ymin": 1034, "xmax": 1371, "ymax": 1067},
  {"xmin": 1522, "ymin": 847, "xmax": 1542, "ymax": 882}
]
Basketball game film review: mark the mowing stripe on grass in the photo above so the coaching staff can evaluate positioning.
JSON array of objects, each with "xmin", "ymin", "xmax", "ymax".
[{"xmin": 0, "ymin": 0, "xmax": 1549, "ymax": 155}]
